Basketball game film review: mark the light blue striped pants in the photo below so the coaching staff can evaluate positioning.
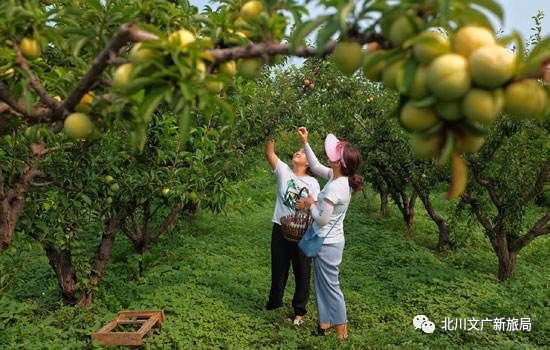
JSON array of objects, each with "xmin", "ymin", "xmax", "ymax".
[{"xmin": 314, "ymin": 241, "xmax": 347, "ymax": 325}]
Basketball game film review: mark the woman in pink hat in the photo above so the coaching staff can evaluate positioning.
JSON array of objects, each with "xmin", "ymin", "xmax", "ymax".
[{"xmin": 296, "ymin": 127, "xmax": 363, "ymax": 340}]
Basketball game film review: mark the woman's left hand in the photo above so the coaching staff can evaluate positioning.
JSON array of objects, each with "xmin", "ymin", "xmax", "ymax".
[
  {"xmin": 304, "ymin": 195, "xmax": 315, "ymax": 209},
  {"xmin": 296, "ymin": 199, "xmax": 306, "ymax": 210}
]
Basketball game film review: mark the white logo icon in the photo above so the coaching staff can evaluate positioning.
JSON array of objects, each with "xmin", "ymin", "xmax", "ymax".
[{"xmin": 413, "ymin": 315, "xmax": 435, "ymax": 334}]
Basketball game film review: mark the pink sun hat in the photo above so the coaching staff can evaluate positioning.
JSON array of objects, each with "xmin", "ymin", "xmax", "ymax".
[{"xmin": 324, "ymin": 134, "xmax": 346, "ymax": 168}]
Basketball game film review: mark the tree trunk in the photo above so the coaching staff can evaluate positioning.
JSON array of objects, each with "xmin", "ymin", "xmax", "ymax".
[
  {"xmin": 413, "ymin": 184, "xmax": 451, "ymax": 251},
  {"xmin": 44, "ymin": 244, "xmax": 78, "ymax": 304},
  {"xmin": 491, "ymin": 231, "xmax": 517, "ymax": 281},
  {"xmin": 436, "ymin": 221, "xmax": 451, "ymax": 252},
  {"xmin": 79, "ymin": 209, "xmax": 127, "ymax": 306},
  {"xmin": 380, "ymin": 191, "xmax": 389, "ymax": 217},
  {"xmin": 403, "ymin": 192, "xmax": 417, "ymax": 237}
]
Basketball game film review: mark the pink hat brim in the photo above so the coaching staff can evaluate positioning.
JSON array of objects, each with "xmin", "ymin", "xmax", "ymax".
[{"xmin": 325, "ymin": 134, "xmax": 341, "ymax": 162}]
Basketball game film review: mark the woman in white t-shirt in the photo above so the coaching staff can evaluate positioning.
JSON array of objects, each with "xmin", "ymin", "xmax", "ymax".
[
  {"xmin": 264, "ymin": 139, "xmax": 320, "ymax": 325},
  {"xmin": 296, "ymin": 127, "xmax": 363, "ymax": 340}
]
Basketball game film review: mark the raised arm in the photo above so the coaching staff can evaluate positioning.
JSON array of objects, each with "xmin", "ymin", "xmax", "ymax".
[
  {"xmin": 297, "ymin": 127, "xmax": 332, "ymax": 179},
  {"xmin": 310, "ymin": 199, "xmax": 335, "ymax": 228},
  {"xmin": 264, "ymin": 139, "xmax": 279, "ymax": 170}
]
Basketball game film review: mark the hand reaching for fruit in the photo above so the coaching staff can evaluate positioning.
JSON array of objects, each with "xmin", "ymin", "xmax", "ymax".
[{"xmin": 297, "ymin": 127, "xmax": 308, "ymax": 144}]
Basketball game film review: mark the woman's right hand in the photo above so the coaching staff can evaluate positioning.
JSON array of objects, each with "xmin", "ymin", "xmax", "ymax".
[{"xmin": 297, "ymin": 127, "xmax": 308, "ymax": 144}]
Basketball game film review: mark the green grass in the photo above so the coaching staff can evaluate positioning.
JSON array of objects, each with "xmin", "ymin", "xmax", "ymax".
[{"xmin": 1, "ymin": 163, "xmax": 549, "ymax": 349}]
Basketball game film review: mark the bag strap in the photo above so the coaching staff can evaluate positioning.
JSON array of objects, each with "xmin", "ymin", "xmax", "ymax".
[{"xmin": 317, "ymin": 211, "xmax": 345, "ymax": 238}]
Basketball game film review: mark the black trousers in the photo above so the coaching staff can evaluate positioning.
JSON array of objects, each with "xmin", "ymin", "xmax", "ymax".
[{"xmin": 266, "ymin": 223, "xmax": 311, "ymax": 316}]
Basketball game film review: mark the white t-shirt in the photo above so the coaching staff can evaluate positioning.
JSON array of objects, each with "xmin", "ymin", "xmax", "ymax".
[
  {"xmin": 313, "ymin": 176, "xmax": 351, "ymax": 244},
  {"xmin": 272, "ymin": 160, "xmax": 320, "ymax": 225}
]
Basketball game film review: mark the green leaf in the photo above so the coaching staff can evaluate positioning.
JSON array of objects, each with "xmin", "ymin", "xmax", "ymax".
[
  {"xmin": 338, "ymin": 1, "xmax": 355, "ymax": 34},
  {"xmin": 464, "ymin": 0, "xmax": 504, "ymax": 22},
  {"xmin": 138, "ymin": 87, "xmax": 170, "ymax": 124},
  {"xmin": 411, "ymin": 96, "xmax": 437, "ymax": 108},
  {"xmin": 398, "ymin": 58, "xmax": 417, "ymax": 95},
  {"xmin": 290, "ymin": 15, "xmax": 330, "ymax": 50},
  {"xmin": 316, "ymin": 20, "xmax": 339, "ymax": 50},
  {"xmin": 518, "ymin": 36, "xmax": 550, "ymax": 76},
  {"xmin": 436, "ymin": 130, "xmax": 454, "ymax": 167}
]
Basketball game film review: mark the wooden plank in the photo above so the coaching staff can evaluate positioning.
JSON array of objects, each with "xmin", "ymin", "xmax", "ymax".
[
  {"xmin": 137, "ymin": 314, "xmax": 160, "ymax": 336},
  {"xmin": 93, "ymin": 320, "xmax": 118, "ymax": 334},
  {"xmin": 118, "ymin": 319, "xmax": 147, "ymax": 325},
  {"xmin": 118, "ymin": 310, "xmax": 163, "ymax": 318},
  {"xmin": 92, "ymin": 332, "xmax": 143, "ymax": 346},
  {"xmin": 91, "ymin": 310, "xmax": 165, "ymax": 346}
]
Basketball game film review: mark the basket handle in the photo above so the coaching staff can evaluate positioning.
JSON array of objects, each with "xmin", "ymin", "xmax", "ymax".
[
  {"xmin": 295, "ymin": 187, "xmax": 310, "ymax": 214},
  {"xmin": 297, "ymin": 187, "xmax": 309, "ymax": 198}
]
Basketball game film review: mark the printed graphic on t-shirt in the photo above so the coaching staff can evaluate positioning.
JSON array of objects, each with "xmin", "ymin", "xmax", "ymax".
[{"xmin": 282, "ymin": 179, "xmax": 304, "ymax": 210}]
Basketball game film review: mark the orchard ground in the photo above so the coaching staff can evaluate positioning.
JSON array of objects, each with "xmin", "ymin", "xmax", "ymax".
[{"xmin": 1, "ymin": 153, "xmax": 548, "ymax": 349}]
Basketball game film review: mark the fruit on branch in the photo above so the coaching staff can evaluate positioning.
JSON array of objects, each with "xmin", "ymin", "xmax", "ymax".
[
  {"xmin": 333, "ymin": 42, "xmax": 364, "ymax": 75},
  {"xmin": 75, "ymin": 92, "xmax": 94, "ymax": 113},
  {"xmin": 387, "ymin": 15, "xmax": 423, "ymax": 47},
  {"xmin": 309, "ymin": 83, "xmax": 315, "ymax": 90},
  {"xmin": 452, "ymin": 26, "xmax": 495, "ymax": 58},
  {"xmin": 110, "ymin": 183, "xmax": 120, "ymax": 192},
  {"xmin": 53, "ymin": 95, "xmax": 62, "ymax": 102},
  {"xmin": 455, "ymin": 132, "xmax": 485, "ymax": 153},
  {"xmin": 427, "ymin": 54, "xmax": 471, "ymax": 100},
  {"xmin": 413, "ymin": 31, "xmax": 450, "ymax": 64},
  {"xmin": 504, "ymin": 79, "xmax": 549, "ymax": 119},
  {"xmin": 219, "ymin": 60, "xmax": 237, "ymax": 77},
  {"xmin": 405, "ymin": 65, "xmax": 429, "ymax": 99},
  {"xmin": 162, "ymin": 188, "xmax": 171, "ymax": 196},
  {"xmin": 304, "ymin": 79, "xmax": 310, "ymax": 85},
  {"xmin": 129, "ymin": 42, "xmax": 157, "ymax": 62},
  {"xmin": 362, "ymin": 52, "xmax": 386, "ymax": 82},
  {"xmin": 447, "ymin": 152, "xmax": 467, "ymax": 200},
  {"xmin": 104, "ymin": 175, "xmax": 115, "ymax": 184},
  {"xmin": 195, "ymin": 59, "xmax": 207, "ymax": 80},
  {"xmin": 20, "ymin": 38, "xmax": 41, "ymax": 60},
  {"xmin": 462, "ymin": 88, "xmax": 503, "ymax": 124},
  {"xmin": 0, "ymin": 68, "xmax": 15, "ymax": 79},
  {"xmin": 168, "ymin": 29, "xmax": 196, "ymax": 49},
  {"xmin": 80, "ymin": 92, "xmax": 94, "ymax": 105},
  {"xmin": 64, "ymin": 113, "xmax": 93, "ymax": 139},
  {"xmin": 206, "ymin": 81, "xmax": 224, "ymax": 93},
  {"xmin": 235, "ymin": 17, "xmax": 248, "ymax": 27},
  {"xmin": 240, "ymin": 1, "xmax": 263, "ymax": 21},
  {"xmin": 113, "ymin": 63, "xmax": 134, "ymax": 90},
  {"xmin": 435, "ymin": 100, "xmax": 463, "ymax": 121},
  {"xmin": 106, "ymin": 197, "xmax": 113, "ymax": 204},
  {"xmin": 400, "ymin": 101, "xmax": 439, "ymax": 131},
  {"xmin": 238, "ymin": 58, "xmax": 263, "ymax": 79},
  {"xmin": 410, "ymin": 133, "xmax": 442, "ymax": 159},
  {"xmin": 382, "ymin": 59, "xmax": 405, "ymax": 91},
  {"xmin": 469, "ymin": 45, "xmax": 515, "ymax": 88}
]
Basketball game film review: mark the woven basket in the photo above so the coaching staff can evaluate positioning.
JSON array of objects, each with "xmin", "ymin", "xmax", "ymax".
[{"xmin": 280, "ymin": 188, "xmax": 312, "ymax": 242}]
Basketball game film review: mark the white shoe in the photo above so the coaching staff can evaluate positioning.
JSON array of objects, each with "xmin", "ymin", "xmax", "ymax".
[{"xmin": 293, "ymin": 317, "xmax": 305, "ymax": 326}]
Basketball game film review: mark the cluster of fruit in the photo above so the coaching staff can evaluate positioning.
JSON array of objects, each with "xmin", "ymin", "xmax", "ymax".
[
  {"xmin": 104, "ymin": 175, "xmax": 118, "ymax": 204},
  {"xmin": 302, "ymin": 78, "xmax": 315, "ymax": 90},
  {"xmin": 331, "ymin": 22, "xmax": 548, "ymax": 197},
  {"xmin": 335, "ymin": 25, "xmax": 548, "ymax": 160}
]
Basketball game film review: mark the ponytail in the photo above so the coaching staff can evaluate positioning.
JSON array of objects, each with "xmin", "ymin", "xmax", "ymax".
[
  {"xmin": 341, "ymin": 143, "xmax": 364, "ymax": 195},
  {"xmin": 349, "ymin": 174, "xmax": 364, "ymax": 194}
]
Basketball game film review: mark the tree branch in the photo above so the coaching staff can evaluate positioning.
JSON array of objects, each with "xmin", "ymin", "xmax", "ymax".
[
  {"xmin": 14, "ymin": 42, "xmax": 60, "ymax": 110},
  {"xmin": 151, "ymin": 201, "xmax": 183, "ymax": 241},
  {"xmin": 209, "ymin": 31, "xmax": 386, "ymax": 63},
  {"xmin": 461, "ymin": 191, "xmax": 494, "ymax": 237},
  {"xmin": 511, "ymin": 210, "xmax": 550, "ymax": 252},
  {"xmin": 61, "ymin": 23, "xmax": 158, "ymax": 117},
  {"xmin": 470, "ymin": 163, "xmax": 501, "ymax": 209},
  {"xmin": 520, "ymin": 161, "xmax": 549, "ymax": 206}
]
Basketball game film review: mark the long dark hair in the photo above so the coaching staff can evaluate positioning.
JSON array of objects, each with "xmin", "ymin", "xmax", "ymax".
[{"xmin": 341, "ymin": 142, "xmax": 363, "ymax": 194}]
